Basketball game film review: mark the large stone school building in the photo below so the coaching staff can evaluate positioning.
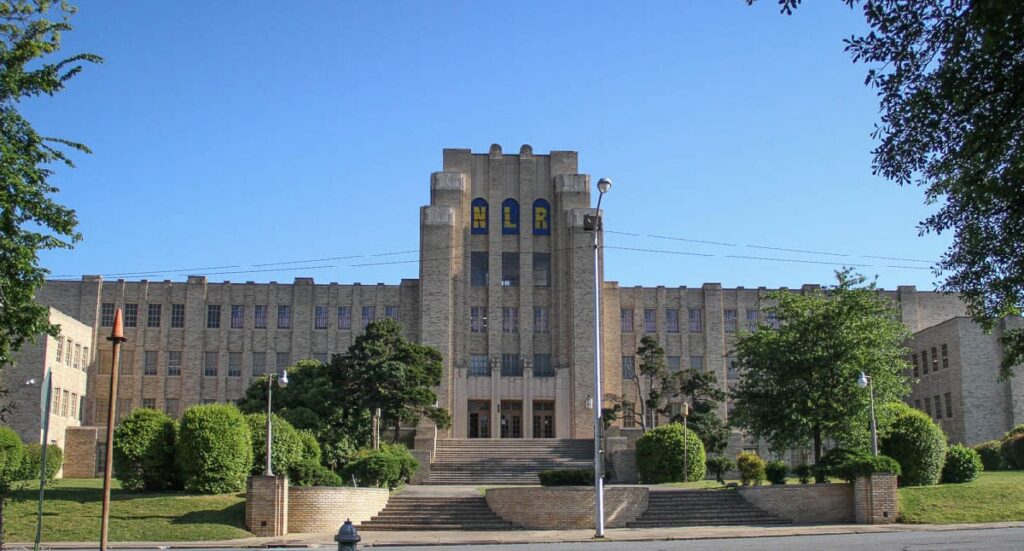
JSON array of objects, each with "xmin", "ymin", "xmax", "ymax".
[{"xmin": 6, "ymin": 145, "xmax": 1024, "ymax": 476}]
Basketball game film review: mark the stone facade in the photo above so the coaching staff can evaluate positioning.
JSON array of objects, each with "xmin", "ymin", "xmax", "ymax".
[{"xmin": 287, "ymin": 487, "xmax": 389, "ymax": 531}]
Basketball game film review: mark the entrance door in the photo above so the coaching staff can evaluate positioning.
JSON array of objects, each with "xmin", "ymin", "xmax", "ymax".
[
  {"xmin": 500, "ymin": 401, "xmax": 523, "ymax": 438},
  {"xmin": 532, "ymin": 401, "xmax": 555, "ymax": 438},
  {"xmin": 468, "ymin": 400, "xmax": 491, "ymax": 438}
]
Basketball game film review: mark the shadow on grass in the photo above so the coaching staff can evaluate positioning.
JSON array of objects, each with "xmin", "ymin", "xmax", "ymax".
[{"xmin": 173, "ymin": 501, "xmax": 246, "ymax": 529}]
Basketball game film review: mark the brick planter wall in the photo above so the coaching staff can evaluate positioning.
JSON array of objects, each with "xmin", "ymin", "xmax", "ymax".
[
  {"xmin": 738, "ymin": 483, "xmax": 854, "ymax": 524},
  {"xmin": 486, "ymin": 486, "xmax": 648, "ymax": 529},
  {"xmin": 288, "ymin": 486, "xmax": 389, "ymax": 532},
  {"xmin": 246, "ymin": 475, "xmax": 288, "ymax": 537},
  {"xmin": 854, "ymin": 473, "xmax": 898, "ymax": 524}
]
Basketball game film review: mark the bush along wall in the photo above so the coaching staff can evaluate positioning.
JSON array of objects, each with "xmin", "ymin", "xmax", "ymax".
[
  {"xmin": 941, "ymin": 444, "xmax": 983, "ymax": 484},
  {"xmin": 736, "ymin": 451, "xmax": 766, "ymax": 486},
  {"xmin": 636, "ymin": 423, "xmax": 706, "ymax": 484},
  {"xmin": 973, "ymin": 440, "xmax": 1003, "ymax": 471},
  {"xmin": 176, "ymin": 404, "xmax": 253, "ymax": 493},
  {"xmin": 879, "ymin": 403, "xmax": 946, "ymax": 486}
]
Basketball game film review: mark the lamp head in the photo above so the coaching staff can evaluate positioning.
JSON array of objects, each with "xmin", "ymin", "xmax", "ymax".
[
  {"xmin": 278, "ymin": 370, "xmax": 289, "ymax": 388},
  {"xmin": 857, "ymin": 372, "xmax": 869, "ymax": 389},
  {"xmin": 597, "ymin": 177, "xmax": 612, "ymax": 194}
]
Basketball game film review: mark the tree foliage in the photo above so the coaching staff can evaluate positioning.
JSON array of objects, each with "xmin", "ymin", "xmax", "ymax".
[
  {"xmin": 636, "ymin": 423, "xmax": 706, "ymax": 484},
  {"xmin": 753, "ymin": 0, "xmax": 1024, "ymax": 377},
  {"xmin": 112, "ymin": 408, "xmax": 177, "ymax": 491},
  {"xmin": 175, "ymin": 404, "xmax": 252, "ymax": 494},
  {"xmin": 0, "ymin": 0, "xmax": 100, "ymax": 369},
  {"xmin": 730, "ymin": 270, "xmax": 911, "ymax": 461}
]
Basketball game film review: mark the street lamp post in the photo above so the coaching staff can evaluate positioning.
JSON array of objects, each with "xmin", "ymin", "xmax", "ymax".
[
  {"xmin": 583, "ymin": 177, "xmax": 611, "ymax": 539},
  {"xmin": 265, "ymin": 370, "xmax": 289, "ymax": 476},
  {"xmin": 857, "ymin": 372, "xmax": 878, "ymax": 456}
]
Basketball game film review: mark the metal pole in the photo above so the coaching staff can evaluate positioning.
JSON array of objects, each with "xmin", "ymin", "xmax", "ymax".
[
  {"xmin": 34, "ymin": 370, "xmax": 52, "ymax": 551},
  {"xmin": 592, "ymin": 226, "xmax": 605, "ymax": 539},
  {"xmin": 266, "ymin": 375, "xmax": 274, "ymax": 476},
  {"xmin": 683, "ymin": 412, "xmax": 688, "ymax": 483},
  {"xmin": 869, "ymin": 377, "xmax": 878, "ymax": 456},
  {"xmin": 101, "ymin": 309, "xmax": 127, "ymax": 551}
]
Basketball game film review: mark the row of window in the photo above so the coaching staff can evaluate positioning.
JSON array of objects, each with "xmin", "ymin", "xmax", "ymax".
[
  {"xmin": 470, "ymin": 252, "xmax": 551, "ymax": 287},
  {"xmin": 910, "ymin": 344, "xmax": 949, "ymax": 377},
  {"xmin": 914, "ymin": 392, "xmax": 954, "ymax": 420},
  {"xmin": 54, "ymin": 337, "xmax": 89, "ymax": 373},
  {"xmin": 470, "ymin": 307, "xmax": 551, "ymax": 334},
  {"xmin": 622, "ymin": 355, "xmax": 707, "ymax": 379},
  {"xmin": 100, "ymin": 350, "xmax": 301, "ymax": 377},
  {"xmin": 50, "ymin": 387, "xmax": 84, "ymax": 422},
  {"xmin": 466, "ymin": 354, "xmax": 556, "ymax": 377},
  {"xmin": 619, "ymin": 308, "xmax": 778, "ymax": 334},
  {"xmin": 111, "ymin": 398, "xmax": 182, "ymax": 421},
  {"xmin": 102, "ymin": 302, "xmax": 397, "ymax": 331},
  {"xmin": 471, "ymin": 198, "xmax": 552, "ymax": 236}
]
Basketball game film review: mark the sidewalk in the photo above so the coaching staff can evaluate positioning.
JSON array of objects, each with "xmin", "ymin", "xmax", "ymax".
[{"xmin": 13, "ymin": 521, "xmax": 1024, "ymax": 549}]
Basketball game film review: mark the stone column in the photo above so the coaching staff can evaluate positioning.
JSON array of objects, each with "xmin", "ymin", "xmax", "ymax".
[
  {"xmin": 246, "ymin": 475, "xmax": 288, "ymax": 536},
  {"xmin": 854, "ymin": 473, "xmax": 898, "ymax": 524}
]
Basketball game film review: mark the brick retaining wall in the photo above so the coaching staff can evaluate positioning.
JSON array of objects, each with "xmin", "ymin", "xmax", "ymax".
[
  {"xmin": 486, "ymin": 486, "xmax": 647, "ymax": 529},
  {"xmin": 739, "ymin": 483, "xmax": 854, "ymax": 524},
  {"xmin": 288, "ymin": 486, "xmax": 389, "ymax": 532}
]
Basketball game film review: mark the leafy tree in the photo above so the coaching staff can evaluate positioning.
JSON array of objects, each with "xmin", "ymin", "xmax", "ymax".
[
  {"xmin": 0, "ymin": 0, "xmax": 100, "ymax": 370},
  {"xmin": 112, "ymin": 408, "xmax": 177, "ymax": 491},
  {"xmin": 753, "ymin": 0, "xmax": 1024, "ymax": 377},
  {"xmin": 730, "ymin": 270, "xmax": 911, "ymax": 462}
]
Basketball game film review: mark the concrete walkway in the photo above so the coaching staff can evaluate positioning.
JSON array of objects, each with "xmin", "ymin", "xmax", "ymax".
[{"xmin": 14, "ymin": 521, "xmax": 1024, "ymax": 549}]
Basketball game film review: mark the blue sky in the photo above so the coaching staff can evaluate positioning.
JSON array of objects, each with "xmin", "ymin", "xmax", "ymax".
[{"xmin": 32, "ymin": 1, "xmax": 949, "ymax": 290}]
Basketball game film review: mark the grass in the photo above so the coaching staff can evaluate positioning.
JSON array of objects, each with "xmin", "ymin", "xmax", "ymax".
[
  {"xmin": 899, "ymin": 471, "xmax": 1024, "ymax": 524},
  {"xmin": 4, "ymin": 478, "xmax": 249, "ymax": 543}
]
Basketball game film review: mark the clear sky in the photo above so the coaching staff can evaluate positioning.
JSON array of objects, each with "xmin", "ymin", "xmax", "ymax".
[{"xmin": 31, "ymin": 0, "xmax": 950, "ymax": 291}]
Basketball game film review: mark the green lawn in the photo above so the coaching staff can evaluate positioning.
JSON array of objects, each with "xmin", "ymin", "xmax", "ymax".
[
  {"xmin": 5, "ymin": 478, "xmax": 250, "ymax": 543},
  {"xmin": 899, "ymin": 471, "xmax": 1024, "ymax": 524}
]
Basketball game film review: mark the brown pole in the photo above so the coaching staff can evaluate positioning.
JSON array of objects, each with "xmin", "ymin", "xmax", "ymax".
[{"xmin": 100, "ymin": 309, "xmax": 126, "ymax": 550}]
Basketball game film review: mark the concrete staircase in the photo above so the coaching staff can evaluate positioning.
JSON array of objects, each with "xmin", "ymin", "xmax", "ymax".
[
  {"xmin": 626, "ymin": 489, "xmax": 791, "ymax": 527},
  {"xmin": 426, "ymin": 438, "xmax": 594, "ymax": 485},
  {"xmin": 359, "ymin": 495, "xmax": 520, "ymax": 531}
]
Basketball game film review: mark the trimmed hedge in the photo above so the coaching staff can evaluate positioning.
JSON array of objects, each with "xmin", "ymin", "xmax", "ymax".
[
  {"xmin": 113, "ymin": 408, "xmax": 177, "ymax": 490},
  {"xmin": 20, "ymin": 443, "xmax": 63, "ymax": 482},
  {"xmin": 344, "ymin": 444, "xmax": 418, "ymax": 489},
  {"xmin": 245, "ymin": 413, "xmax": 304, "ymax": 476},
  {"xmin": 941, "ymin": 444, "xmax": 983, "ymax": 484},
  {"xmin": 765, "ymin": 460, "xmax": 787, "ymax": 484},
  {"xmin": 706, "ymin": 456, "xmax": 736, "ymax": 484},
  {"xmin": 176, "ymin": 404, "xmax": 253, "ymax": 493},
  {"xmin": 1001, "ymin": 434, "xmax": 1024, "ymax": 470},
  {"xmin": 290, "ymin": 458, "xmax": 343, "ymax": 487},
  {"xmin": 814, "ymin": 448, "xmax": 901, "ymax": 483},
  {"xmin": 973, "ymin": 440, "xmax": 1004, "ymax": 471},
  {"xmin": 538, "ymin": 468, "xmax": 594, "ymax": 486},
  {"xmin": 0, "ymin": 427, "xmax": 24, "ymax": 489},
  {"xmin": 793, "ymin": 464, "xmax": 813, "ymax": 484},
  {"xmin": 737, "ymin": 451, "xmax": 765, "ymax": 486},
  {"xmin": 879, "ymin": 402, "xmax": 947, "ymax": 486},
  {"xmin": 636, "ymin": 423, "xmax": 706, "ymax": 483}
]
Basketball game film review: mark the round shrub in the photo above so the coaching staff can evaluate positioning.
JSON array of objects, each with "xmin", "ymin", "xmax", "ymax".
[
  {"xmin": 0, "ymin": 427, "xmax": 24, "ymax": 489},
  {"xmin": 879, "ymin": 403, "xmax": 947, "ymax": 486},
  {"xmin": 736, "ymin": 451, "xmax": 766, "ymax": 486},
  {"xmin": 245, "ymin": 413, "xmax": 304, "ymax": 476},
  {"xmin": 793, "ymin": 464, "xmax": 813, "ymax": 484},
  {"xmin": 296, "ymin": 430, "xmax": 321, "ymax": 465},
  {"xmin": 1001, "ymin": 434, "xmax": 1024, "ymax": 470},
  {"xmin": 816, "ymin": 448, "xmax": 867, "ymax": 483},
  {"xmin": 113, "ymin": 408, "xmax": 177, "ymax": 491},
  {"xmin": 973, "ymin": 440, "xmax": 1004, "ymax": 471},
  {"xmin": 344, "ymin": 448, "xmax": 402, "ymax": 488},
  {"xmin": 765, "ymin": 460, "xmax": 787, "ymax": 484},
  {"xmin": 706, "ymin": 456, "xmax": 736, "ymax": 484},
  {"xmin": 380, "ymin": 443, "xmax": 418, "ymax": 483},
  {"xmin": 636, "ymin": 423, "xmax": 706, "ymax": 483},
  {"xmin": 20, "ymin": 443, "xmax": 64, "ymax": 482},
  {"xmin": 290, "ymin": 458, "xmax": 343, "ymax": 487},
  {"xmin": 176, "ymin": 404, "xmax": 253, "ymax": 494},
  {"xmin": 941, "ymin": 444, "xmax": 983, "ymax": 484}
]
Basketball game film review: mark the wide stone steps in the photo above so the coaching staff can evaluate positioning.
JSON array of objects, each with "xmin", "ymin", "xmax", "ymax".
[
  {"xmin": 427, "ymin": 438, "xmax": 594, "ymax": 485},
  {"xmin": 359, "ymin": 496, "xmax": 520, "ymax": 531},
  {"xmin": 626, "ymin": 490, "xmax": 791, "ymax": 528}
]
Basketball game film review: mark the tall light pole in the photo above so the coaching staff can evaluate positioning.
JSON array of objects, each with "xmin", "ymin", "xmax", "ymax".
[
  {"xmin": 265, "ymin": 370, "xmax": 289, "ymax": 476},
  {"xmin": 583, "ymin": 176, "xmax": 611, "ymax": 539},
  {"xmin": 857, "ymin": 372, "xmax": 878, "ymax": 456},
  {"xmin": 101, "ymin": 309, "xmax": 126, "ymax": 551}
]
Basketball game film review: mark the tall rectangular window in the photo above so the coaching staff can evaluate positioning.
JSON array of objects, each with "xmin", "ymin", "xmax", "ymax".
[
  {"xmin": 167, "ymin": 351, "xmax": 182, "ymax": 376},
  {"xmin": 276, "ymin": 352, "xmax": 290, "ymax": 371},
  {"xmin": 944, "ymin": 392, "xmax": 953, "ymax": 418},
  {"xmin": 622, "ymin": 402, "xmax": 635, "ymax": 428},
  {"xmin": 62, "ymin": 390, "xmax": 70, "ymax": 417},
  {"xmin": 727, "ymin": 357, "xmax": 739, "ymax": 380},
  {"xmin": 71, "ymin": 393, "xmax": 79, "ymax": 418},
  {"xmin": 147, "ymin": 304, "xmax": 161, "ymax": 328},
  {"xmin": 644, "ymin": 309, "xmax": 657, "ymax": 333},
  {"xmin": 231, "ymin": 305, "xmax": 245, "ymax": 329},
  {"xmin": 277, "ymin": 305, "xmax": 291, "ymax": 329},
  {"xmin": 502, "ymin": 307, "xmax": 519, "ymax": 334},
  {"xmin": 533, "ymin": 253, "xmax": 551, "ymax": 287},
  {"xmin": 124, "ymin": 303, "xmax": 138, "ymax": 327},
  {"xmin": 533, "ymin": 354, "xmax": 554, "ymax": 377},
  {"xmin": 501, "ymin": 353, "xmax": 522, "ymax": 377},
  {"xmin": 922, "ymin": 350, "xmax": 929, "ymax": 374},
  {"xmin": 228, "ymin": 352, "xmax": 242, "ymax": 377},
  {"xmin": 385, "ymin": 306, "xmax": 399, "ymax": 320},
  {"xmin": 361, "ymin": 306, "xmax": 375, "ymax": 329},
  {"xmin": 688, "ymin": 308, "xmax": 703, "ymax": 332},
  {"xmin": 337, "ymin": 306, "xmax": 351, "ymax": 330},
  {"xmin": 471, "ymin": 252, "xmax": 488, "ymax": 286},
  {"xmin": 65, "ymin": 339, "xmax": 73, "ymax": 365},
  {"xmin": 142, "ymin": 398, "xmax": 156, "ymax": 410},
  {"xmin": 691, "ymin": 355, "xmax": 705, "ymax": 372},
  {"xmin": 621, "ymin": 309, "xmax": 634, "ymax": 333},
  {"xmin": 622, "ymin": 356, "xmax": 636, "ymax": 379},
  {"xmin": 667, "ymin": 356, "xmax": 681, "ymax": 371},
  {"xmin": 117, "ymin": 398, "xmax": 132, "ymax": 422},
  {"xmin": 934, "ymin": 394, "xmax": 943, "ymax": 419},
  {"xmin": 912, "ymin": 353, "xmax": 919, "ymax": 377},
  {"xmin": 52, "ymin": 387, "xmax": 61, "ymax": 415},
  {"xmin": 55, "ymin": 337, "xmax": 64, "ymax": 362},
  {"xmin": 144, "ymin": 350, "xmax": 158, "ymax": 376},
  {"xmin": 164, "ymin": 399, "xmax": 180, "ymax": 419},
  {"xmin": 73, "ymin": 344, "xmax": 81, "ymax": 370},
  {"xmin": 204, "ymin": 352, "xmax": 218, "ymax": 377},
  {"xmin": 766, "ymin": 311, "xmax": 780, "ymax": 330},
  {"xmin": 941, "ymin": 344, "xmax": 949, "ymax": 368},
  {"xmin": 470, "ymin": 306, "xmax": 486, "ymax": 333},
  {"xmin": 119, "ymin": 349, "xmax": 134, "ymax": 375},
  {"xmin": 724, "ymin": 309, "xmax": 738, "ymax": 333},
  {"xmin": 501, "ymin": 253, "xmax": 519, "ymax": 287},
  {"xmin": 534, "ymin": 307, "xmax": 550, "ymax": 334},
  {"xmin": 314, "ymin": 305, "xmax": 328, "ymax": 330},
  {"xmin": 665, "ymin": 309, "xmax": 680, "ymax": 333},
  {"xmin": 206, "ymin": 305, "xmax": 221, "ymax": 329},
  {"xmin": 745, "ymin": 309, "xmax": 759, "ymax": 332},
  {"xmin": 252, "ymin": 352, "xmax": 266, "ymax": 376},
  {"xmin": 469, "ymin": 354, "xmax": 490, "ymax": 377},
  {"xmin": 931, "ymin": 346, "xmax": 939, "ymax": 371},
  {"xmin": 924, "ymin": 396, "xmax": 932, "ymax": 417},
  {"xmin": 101, "ymin": 303, "xmax": 115, "ymax": 327},
  {"xmin": 171, "ymin": 304, "xmax": 185, "ymax": 328},
  {"xmin": 82, "ymin": 347, "xmax": 89, "ymax": 371},
  {"xmin": 254, "ymin": 305, "xmax": 267, "ymax": 329}
]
